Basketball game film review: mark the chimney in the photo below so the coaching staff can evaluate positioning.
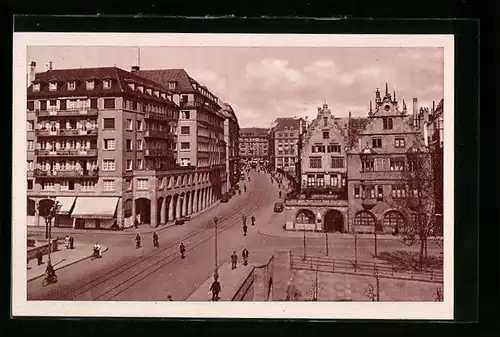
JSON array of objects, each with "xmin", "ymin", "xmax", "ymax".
[
  {"xmin": 432, "ymin": 100, "xmax": 435, "ymax": 112},
  {"xmin": 423, "ymin": 122, "xmax": 429, "ymax": 146},
  {"xmin": 29, "ymin": 61, "xmax": 36, "ymax": 84},
  {"xmin": 412, "ymin": 98, "xmax": 418, "ymax": 126},
  {"xmin": 131, "ymin": 66, "xmax": 140, "ymax": 72}
]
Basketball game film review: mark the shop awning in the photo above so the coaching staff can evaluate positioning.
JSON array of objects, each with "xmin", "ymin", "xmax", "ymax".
[
  {"xmin": 71, "ymin": 197, "xmax": 119, "ymax": 219},
  {"xmin": 55, "ymin": 196, "xmax": 76, "ymax": 215}
]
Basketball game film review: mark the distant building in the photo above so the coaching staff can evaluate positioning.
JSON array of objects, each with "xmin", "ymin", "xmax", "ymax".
[
  {"xmin": 269, "ymin": 117, "xmax": 305, "ymax": 178},
  {"xmin": 220, "ymin": 101, "xmax": 240, "ymax": 190},
  {"xmin": 238, "ymin": 128, "xmax": 269, "ymax": 162}
]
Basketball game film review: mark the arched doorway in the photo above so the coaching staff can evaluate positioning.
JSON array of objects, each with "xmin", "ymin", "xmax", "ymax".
[
  {"xmin": 157, "ymin": 197, "xmax": 164, "ymax": 226},
  {"xmin": 172, "ymin": 194, "xmax": 179, "ymax": 220},
  {"xmin": 295, "ymin": 209, "xmax": 315, "ymax": 224},
  {"xmin": 179, "ymin": 193, "xmax": 185, "ymax": 216},
  {"xmin": 27, "ymin": 198, "xmax": 36, "ymax": 216},
  {"xmin": 353, "ymin": 211, "xmax": 376, "ymax": 233},
  {"xmin": 135, "ymin": 198, "xmax": 151, "ymax": 225},
  {"xmin": 323, "ymin": 210, "xmax": 344, "ymax": 232},
  {"xmin": 383, "ymin": 210, "xmax": 405, "ymax": 234}
]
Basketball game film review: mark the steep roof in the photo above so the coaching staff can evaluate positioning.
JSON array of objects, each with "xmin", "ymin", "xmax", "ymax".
[
  {"xmin": 239, "ymin": 128, "xmax": 269, "ymax": 137},
  {"xmin": 273, "ymin": 117, "xmax": 302, "ymax": 132},
  {"xmin": 28, "ymin": 66, "xmax": 177, "ymax": 107},
  {"xmin": 219, "ymin": 101, "xmax": 239, "ymax": 124},
  {"xmin": 135, "ymin": 69, "xmax": 196, "ymax": 93}
]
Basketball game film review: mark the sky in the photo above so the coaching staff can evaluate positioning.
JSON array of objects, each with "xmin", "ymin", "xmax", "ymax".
[{"xmin": 27, "ymin": 46, "xmax": 444, "ymax": 128}]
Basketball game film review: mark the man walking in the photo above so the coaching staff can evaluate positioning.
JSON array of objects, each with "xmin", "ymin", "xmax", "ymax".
[
  {"xmin": 180, "ymin": 242, "xmax": 186, "ymax": 259},
  {"xmin": 243, "ymin": 223, "xmax": 248, "ymax": 236},
  {"xmin": 210, "ymin": 278, "xmax": 221, "ymax": 301},
  {"xmin": 135, "ymin": 234, "xmax": 141, "ymax": 249},
  {"xmin": 242, "ymin": 248, "xmax": 249, "ymax": 266},
  {"xmin": 231, "ymin": 251, "xmax": 238, "ymax": 270},
  {"xmin": 153, "ymin": 232, "xmax": 159, "ymax": 248}
]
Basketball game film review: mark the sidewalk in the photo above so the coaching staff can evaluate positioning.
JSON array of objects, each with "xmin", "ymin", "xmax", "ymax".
[
  {"xmin": 27, "ymin": 243, "xmax": 108, "ymax": 282},
  {"xmin": 27, "ymin": 200, "xmax": 221, "ymax": 236},
  {"xmin": 186, "ymin": 259, "xmax": 254, "ymax": 301}
]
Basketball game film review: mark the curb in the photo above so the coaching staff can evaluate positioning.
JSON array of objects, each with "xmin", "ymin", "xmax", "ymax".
[
  {"xmin": 27, "ymin": 246, "xmax": 109, "ymax": 282},
  {"xmin": 257, "ymin": 229, "xmax": 405, "ymax": 241}
]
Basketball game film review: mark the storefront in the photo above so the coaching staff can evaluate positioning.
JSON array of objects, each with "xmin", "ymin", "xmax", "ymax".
[{"xmin": 71, "ymin": 197, "xmax": 120, "ymax": 229}]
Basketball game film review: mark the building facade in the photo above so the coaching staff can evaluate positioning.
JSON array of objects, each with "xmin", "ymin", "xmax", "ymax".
[
  {"xmin": 346, "ymin": 84, "xmax": 427, "ymax": 234},
  {"xmin": 221, "ymin": 102, "xmax": 240, "ymax": 191},
  {"xmin": 283, "ymin": 103, "xmax": 350, "ymax": 232},
  {"xmin": 27, "ymin": 65, "xmax": 220, "ymax": 230},
  {"xmin": 269, "ymin": 118, "xmax": 305, "ymax": 177},
  {"xmin": 238, "ymin": 128, "xmax": 269, "ymax": 162},
  {"xmin": 134, "ymin": 68, "xmax": 228, "ymax": 198}
]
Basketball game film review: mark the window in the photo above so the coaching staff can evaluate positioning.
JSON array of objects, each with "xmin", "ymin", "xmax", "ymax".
[
  {"xmin": 354, "ymin": 211, "xmax": 375, "ymax": 227},
  {"xmin": 136, "ymin": 140, "xmax": 143, "ymax": 150},
  {"xmin": 81, "ymin": 180, "xmax": 96, "ymax": 191},
  {"xmin": 362, "ymin": 158, "xmax": 375, "ymax": 171},
  {"xmin": 372, "ymin": 138, "xmax": 382, "ymax": 148},
  {"xmin": 27, "ymin": 120, "xmax": 34, "ymax": 131},
  {"xmin": 383, "ymin": 117, "xmax": 393, "ymax": 130},
  {"xmin": 331, "ymin": 157, "xmax": 344, "ymax": 168},
  {"xmin": 126, "ymin": 159, "xmax": 133, "ymax": 171},
  {"xmin": 313, "ymin": 145, "xmax": 325, "ymax": 153},
  {"xmin": 49, "ymin": 82, "xmax": 57, "ymax": 91},
  {"xmin": 27, "ymin": 160, "xmax": 33, "ymax": 171},
  {"xmin": 390, "ymin": 159, "xmax": 405, "ymax": 171},
  {"xmin": 180, "ymin": 142, "xmax": 190, "ymax": 150},
  {"xmin": 87, "ymin": 98, "xmax": 97, "ymax": 110},
  {"xmin": 50, "ymin": 99, "xmax": 57, "ymax": 107},
  {"xmin": 181, "ymin": 126, "xmax": 190, "ymax": 135},
  {"xmin": 27, "ymin": 101, "xmax": 34, "ymax": 111},
  {"xmin": 27, "ymin": 140, "xmax": 34, "ymax": 151},
  {"xmin": 180, "ymin": 111, "xmax": 190, "ymax": 119},
  {"xmin": 168, "ymin": 82, "xmax": 177, "ymax": 90},
  {"xmin": 407, "ymin": 159, "xmax": 417, "ymax": 171},
  {"xmin": 60, "ymin": 180, "xmax": 69, "ymax": 191},
  {"xmin": 364, "ymin": 186, "xmax": 375, "ymax": 198},
  {"xmin": 322, "ymin": 131, "xmax": 329, "ymax": 139},
  {"xmin": 309, "ymin": 157, "xmax": 322, "ymax": 169},
  {"xmin": 40, "ymin": 101, "xmax": 47, "ymax": 110},
  {"xmin": 103, "ymin": 79, "xmax": 112, "ymax": 89},
  {"xmin": 42, "ymin": 182, "xmax": 56, "ymax": 191},
  {"xmin": 103, "ymin": 118, "xmax": 115, "ymax": 129},
  {"xmin": 377, "ymin": 186, "xmax": 384, "ymax": 199},
  {"xmin": 27, "ymin": 180, "xmax": 33, "ymax": 190},
  {"xmin": 323, "ymin": 117, "xmax": 328, "ymax": 126},
  {"xmin": 67, "ymin": 81, "xmax": 76, "ymax": 91},
  {"xmin": 126, "ymin": 119, "xmax": 133, "ymax": 130},
  {"xmin": 125, "ymin": 139, "xmax": 132, "ymax": 151},
  {"xmin": 181, "ymin": 158, "xmax": 191, "ymax": 166},
  {"xmin": 103, "ymin": 98, "xmax": 115, "ymax": 109},
  {"xmin": 395, "ymin": 138, "xmax": 405, "ymax": 148},
  {"xmin": 32, "ymin": 83, "xmax": 40, "ymax": 92},
  {"xmin": 59, "ymin": 99, "xmax": 67, "ymax": 111},
  {"xmin": 137, "ymin": 178, "xmax": 148, "ymax": 190},
  {"xmin": 86, "ymin": 80, "xmax": 94, "ymax": 90},
  {"xmin": 102, "ymin": 159, "xmax": 115, "ymax": 171},
  {"xmin": 104, "ymin": 139, "xmax": 116, "ymax": 150},
  {"xmin": 103, "ymin": 179, "xmax": 115, "ymax": 191},
  {"xmin": 354, "ymin": 185, "xmax": 361, "ymax": 198},
  {"xmin": 136, "ymin": 120, "xmax": 143, "ymax": 131},
  {"xmin": 327, "ymin": 144, "xmax": 341, "ymax": 153},
  {"xmin": 137, "ymin": 159, "xmax": 143, "ymax": 169},
  {"xmin": 391, "ymin": 185, "xmax": 407, "ymax": 199},
  {"xmin": 316, "ymin": 174, "xmax": 325, "ymax": 186},
  {"xmin": 126, "ymin": 179, "xmax": 132, "ymax": 191}
]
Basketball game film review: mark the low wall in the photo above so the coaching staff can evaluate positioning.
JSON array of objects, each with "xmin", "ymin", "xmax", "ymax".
[
  {"xmin": 27, "ymin": 239, "xmax": 59, "ymax": 261},
  {"xmin": 232, "ymin": 255, "xmax": 276, "ymax": 301}
]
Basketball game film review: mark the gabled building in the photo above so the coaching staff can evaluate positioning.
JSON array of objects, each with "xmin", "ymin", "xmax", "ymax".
[
  {"xmin": 269, "ymin": 117, "xmax": 305, "ymax": 178},
  {"xmin": 346, "ymin": 83, "xmax": 427, "ymax": 234},
  {"xmin": 238, "ymin": 128, "xmax": 270, "ymax": 162}
]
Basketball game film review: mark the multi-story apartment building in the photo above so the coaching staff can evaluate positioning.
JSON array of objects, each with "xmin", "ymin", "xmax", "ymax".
[
  {"xmin": 134, "ymin": 68, "xmax": 228, "ymax": 198},
  {"xmin": 220, "ymin": 101, "xmax": 240, "ymax": 190},
  {"xmin": 27, "ymin": 65, "xmax": 219, "ymax": 230},
  {"xmin": 269, "ymin": 117, "xmax": 305, "ymax": 178},
  {"xmin": 346, "ymin": 84, "xmax": 427, "ymax": 234},
  {"xmin": 238, "ymin": 128, "xmax": 269, "ymax": 162},
  {"xmin": 283, "ymin": 103, "xmax": 350, "ymax": 232}
]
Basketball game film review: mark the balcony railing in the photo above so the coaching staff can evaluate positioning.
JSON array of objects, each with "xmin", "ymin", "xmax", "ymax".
[
  {"xmin": 35, "ymin": 129, "xmax": 98, "ymax": 137},
  {"xmin": 179, "ymin": 101, "xmax": 200, "ymax": 109},
  {"xmin": 35, "ymin": 148, "xmax": 98, "ymax": 157},
  {"xmin": 34, "ymin": 169, "xmax": 99, "ymax": 178},
  {"xmin": 144, "ymin": 112, "xmax": 173, "ymax": 121},
  {"xmin": 144, "ymin": 130, "xmax": 173, "ymax": 139},
  {"xmin": 144, "ymin": 148, "xmax": 174, "ymax": 157},
  {"xmin": 35, "ymin": 109, "xmax": 99, "ymax": 117}
]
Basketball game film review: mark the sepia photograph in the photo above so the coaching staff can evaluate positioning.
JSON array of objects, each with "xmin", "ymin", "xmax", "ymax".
[{"xmin": 12, "ymin": 33, "xmax": 454, "ymax": 319}]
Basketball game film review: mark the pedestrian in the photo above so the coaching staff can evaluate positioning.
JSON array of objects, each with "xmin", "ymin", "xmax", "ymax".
[
  {"xmin": 134, "ymin": 217, "xmax": 139, "ymax": 229},
  {"xmin": 135, "ymin": 234, "xmax": 141, "ymax": 249},
  {"xmin": 242, "ymin": 215, "xmax": 247, "ymax": 226},
  {"xmin": 64, "ymin": 235, "xmax": 70, "ymax": 249},
  {"xmin": 180, "ymin": 242, "xmax": 186, "ymax": 259},
  {"xmin": 210, "ymin": 279, "xmax": 221, "ymax": 301},
  {"xmin": 243, "ymin": 223, "xmax": 248, "ymax": 236},
  {"xmin": 231, "ymin": 251, "xmax": 238, "ymax": 269},
  {"xmin": 279, "ymin": 190, "xmax": 282, "ymax": 199},
  {"xmin": 242, "ymin": 248, "xmax": 249, "ymax": 266},
  {"xmin": 251, "ymin": 215, "xmax": 256, "ymax": 226},
  {"xmin": 153, "ymin": 232, "xmax": 159, "ymax": 248},
  {"xmin": 167, "ymin": 295, "xmax": 173, "ymax": 301},
  {"xmin": 69, "ymin": 236, "xmax": 74, "ymax": 249}
]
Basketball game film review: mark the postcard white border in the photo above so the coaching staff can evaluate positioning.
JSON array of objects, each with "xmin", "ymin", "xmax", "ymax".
[{"xmin": 12, "ymin": 33, "xmax": 454, "ymax": 319}]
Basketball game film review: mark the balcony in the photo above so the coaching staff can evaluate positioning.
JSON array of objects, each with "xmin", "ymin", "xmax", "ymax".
[
  {"xmin": 35, "ymin": 148, "xmax": 98, "ymax": 157},
  {"xmin": 35, "ymin": 109, "xmax": 99, "ymax": 117},
  {"xmin": 144, "ymin": 148, "xmax": 174, "ymax": 157},
  {"xmin": 179, "ymin": 101, "xmax": 200, "ymax": 109},
  {"xmin": 34, "ymin": 169, "xmax": 99, "ymax": 179},
  {"xmin": 144, "ymin": 130, "xmax": 174, "ymax": 139},
  {"xmin": 144, "ymin": 112, "xmax": 173, "ymax": 121},
  {"xmin": 35, "ymin": 128, "xmax": 98, "ymax": 137}
]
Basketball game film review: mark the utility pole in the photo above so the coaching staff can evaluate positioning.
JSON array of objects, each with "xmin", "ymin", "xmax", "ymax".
[
  {"xmin": 325, "ymin": 230, "xmax": 329, "ymax": 256},
  {"xmin": 354, "ymin": 234, "xmax": 358, "ymax": 271},
  {"xmin": 303, "ymin": 226, "xmax": 307, "ymax": 260},
  {"xmin": 375, "ymin": 267, "xmax": 380, "ymax": 301},
  {"xmin": 213, "ymin": 216, "xmax": 219, "ymax": 281},
  {"xmin": 374, "ymin": 222, "xmax": 378, "ymax": 257}
]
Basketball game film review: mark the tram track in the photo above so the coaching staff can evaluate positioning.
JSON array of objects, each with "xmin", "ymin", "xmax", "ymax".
[{"xmin": 49, "ymin": 180, "xmax": 267, "ymax": 301}]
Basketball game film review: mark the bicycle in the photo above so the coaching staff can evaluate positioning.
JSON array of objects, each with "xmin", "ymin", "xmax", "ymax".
[{"xmin": 42, "ymin": 274, "xmax": 58, "ymax": 287}]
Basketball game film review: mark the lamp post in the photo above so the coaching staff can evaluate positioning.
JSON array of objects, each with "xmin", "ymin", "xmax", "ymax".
[
  {"xmin": 302, "ymin": 225, "xmax": 307, "ymax": 260},
  {"xmin": 354, "ymin": 234, "xmax": 358, "ymax": 272},
  {"xmin": 47, "ymin": 201, "xmax": 61, "ymax": 263},
  {"xmin": 325, "ymin": 230, "xmax": 329, "ymax": 257},
  {"xmin": 213, "ymin": 216, "xmax": 219, "ymax": 281}
]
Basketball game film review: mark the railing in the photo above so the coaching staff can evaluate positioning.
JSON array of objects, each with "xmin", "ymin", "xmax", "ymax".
[
  {"xmin": 35, "ymin": 148, "xmax": 98, "ymax": 157},
  {"xmin": 34, "ymin": 169, "xmax": 98, "ymax": 178},
  {"xmin": 144, "ymin": 130, "xmax": 173, "ymax": 139},
  {"xmin": 290, "ymin": 254, "xmax": 443, "ymax": 284},
  {"xmin": 144, "ymin": 112, "xmax": 173, "ymax": 121},
  {"xmin": 35, "ymin": 129, "xmax": 98, "ymax": 136},
  {"xmin": 36, "ymin": 109, "xmax": 98, "ymax": 117},
  {"xmin": 144, "ymin": 148, "xmax": 172, "ymax": 156},
  {"xmin": 179, "ymin": 100, "xmax": 200, "ymax": 109}
]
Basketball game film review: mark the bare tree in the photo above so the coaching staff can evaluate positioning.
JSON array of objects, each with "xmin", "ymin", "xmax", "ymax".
[{"xmin": 347, "ymin": 117, "xmax": 369, "ymax": 150}]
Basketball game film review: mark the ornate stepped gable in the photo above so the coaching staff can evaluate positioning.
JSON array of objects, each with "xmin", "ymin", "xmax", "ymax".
[{"xmin": 303, "ymin": 103, "xmax": 347, "ymax": 147}]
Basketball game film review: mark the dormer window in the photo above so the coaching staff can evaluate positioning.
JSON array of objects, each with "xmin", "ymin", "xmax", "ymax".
[
  {"xmin": 146, "ymin": 88, "xmax": 152, "ymax": 95},
  {"xmin": 103, "ymin": 79, "xmax": 112, "ymax": 89},
  {"xmin": 49, "ymin": 82, "xmax": 57, "ymax": 91},
  {"xmin": 127, "ymin": 82, "xmax": 135, "ymax": 90},
  {"xmin": 160, "ymin": 92, "xmax": 166, "ymax": 99},
  {"xmin": 168, "ymin": 81, "xmax": 177, "ymax": 90},
  {"xmin": 67, "ymin": 81, "xmax": 76, "ymax": 91},
  {"xmin": 86, "ymin": 80, "xmax": 94, "ymax": 90},
  {"xmin": 32, "ymin": 83, "xmax": 40, "ymax": 92},
  {"xmin": 154, "ymin": 90, "xmax": 159, "ymax": 97},
  {"xmin": 137, "ymin": 86, "xmax": 144, "ymax": 93}
]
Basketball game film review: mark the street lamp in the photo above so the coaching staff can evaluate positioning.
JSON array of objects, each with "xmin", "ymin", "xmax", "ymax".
[
  {"xmin": 213, "ymin": 216, "xmax": 219, "ymax": 281},
  {"xmin": 47, "ymin": 201, "xmax": 61, "ymax": 263}
]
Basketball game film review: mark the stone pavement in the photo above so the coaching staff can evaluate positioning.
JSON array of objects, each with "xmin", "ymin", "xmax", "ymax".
[
  {"xmin": 27, "ymin": 243, "xmax": 108, "ymax": 282},
  {"xmin": 186, "ymin": 259, "xmax": 253, "ymax": 301}
]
